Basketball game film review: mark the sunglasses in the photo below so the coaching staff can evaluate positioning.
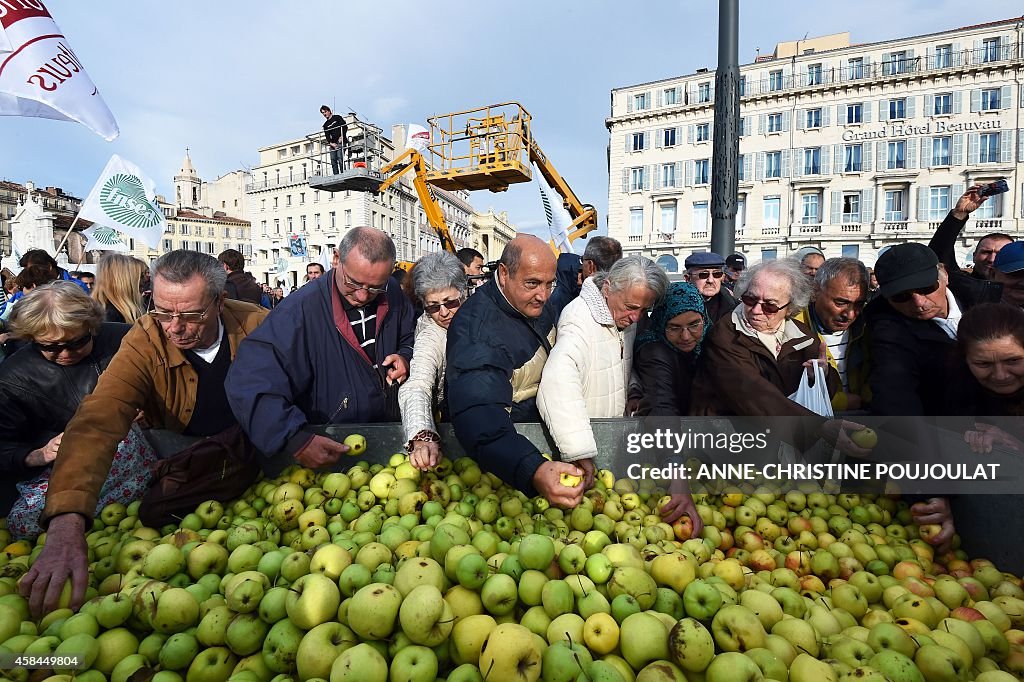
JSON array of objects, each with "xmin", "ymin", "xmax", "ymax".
[
  {"xmin": 691, "ymin": 270, "xmax": 725, "ymax": 280},
  {"xmin": 889, "ymin": 282, "xmax": 940, "ymax": 303},
  {"xmin": 424, "ymin": 299, "xmax": 462, "ymax": 315},
  {"xmin": 740, "ymin": 293, "xmax": 790, "ymax": 315},
  {"xmin": 35, "ymin": 332, "xmax": 92, "ymax": 354}
]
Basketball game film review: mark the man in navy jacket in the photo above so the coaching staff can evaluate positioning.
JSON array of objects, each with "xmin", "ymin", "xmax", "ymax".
[
  {"xmin": 446, "ymin": 235, "xmax": 584, "ymax": 507},
  {"xmin": 227, "ymin": 227, "xmax": 414, "ymax": 471}
]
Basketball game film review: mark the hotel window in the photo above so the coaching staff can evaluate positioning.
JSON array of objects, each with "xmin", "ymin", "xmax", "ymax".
[
  {"xmin": 980, "ymin": 88, "xmax": 1001, "ymax": 111},
  {"xmin": 847, "ymin": 57, "xmax": 864, "ymax": 80},
  {"xmin": 885, "ymin": 190, "xmax": 905, "ymax": 221},
  {"xmin": 846, "ymin": 103, "xmax": 863, "ymax": 124},
  {"xmin": 982, "ymin": 37, "xmax": 1000, "ymax": 63},
  {"xmin": 260, "ymin": 199, "xmax": 266, "ymax": 212},
  {"xmin": 631, "ymin": 132, "xmax": 646, "ymax": 151},
  {"xmin": 842, "ymin": 193, "xmax": 861, "ymax": 222},
  {"xmin": 842, "ymin": 244, "xmax": 861, "ymax": 259},
  {"xmin": 767, "ymin": 113, "xmax": 783, "ymax": 133},
  {"xmin": 843, "ymin": 144, "xmax": 863, "ymax": 172},
  {"xmin": 661, "ymin": 163, "xmax": 676, "ymax": 188},
  {"xmin": 662, "ymin": 127, "xmax": 677, "ymax": 147},
  {"xmin": 805, "ymin": 108, "xmax": 821, "ymax": 129},
  {"xmin": 803, "ymin": 148, "xmax": 821, "ymax": 175},
  {"xmin": 761, "ymin": 248, "xmax": 778, "ymax": 261},
  {"xmin": 765, "ymin": 152, "xmax": 781, "ymax": 178},
  {"xmin": 692, "ymin": 202, "xmax": 708, "ymax": 232},
  {"xmin": 763, "ymin": 197, "xmax": 781, "ymax": 227},
  {"xmin": 739, "ymin": 76, "xmax": 746, "ymax": 96},
  {"xmin": 737, "ymin": 198, "xmax": 746, "ymax": 227},
  {"xmin": 330, "ymin": 212, "xmax": 336, "ymax": 229},
  {"xmin": 889, "ymin": 98, "xmax": 906, "ymax": 120},
  {"xmin": 629, "ymin": 208, "xmax": 644, "ymax": 236},
  {"xmin": 632, "ymin": 92, "xmax": 651, "ymax": 110},
  {"xmin": 976, "ymin": 193, "xmax": 999, "ymax": 219},
  {"xmin": 806, "ymin": 63, "xmax": 823, "ymax": 86},
  {"xmin": 979, "ymin": 133, "xmax": 1000, "ymax": 164},
  {"xmin": 887, "ymin": 141, "xmax": 906, "ymax": 170},
  {"xmin": 929, "ymin": 187, "xmax": 951, "ymax": 220},
  {"xmin": 661, "ymin": 203, "xmax": 677, "ymax": 234},
  {"xmin": 273, "ymin": 219, "xmax": 280, "ymax": 234},
  {"xmin": 286, "ymin": 195, "xmax": 292, "ymax": 207},
  {"xmin": 769, "ymin": 70, "xmax": 784, "ymax": 91},
  {"xmin": 883, "ymin": 50, "xmax": 908, "ymax": 75},
  {"xmin": 663, "ymin": 88, "xmax": 678, "ymax": 106},
  {"xmin": 933, "ymin": 93, "xmax": 952, "ymax": 115},
  {"xmin": 801, "ymin": 193, "xmax": 821, "ymax": 224},
  {"xmin": 273, "ymin": 197, "xmax": 278, "ymax": 209},
  {"xmin": 932, "ymin": 136, "xmax": 951, "ymax": 166},
  {"xmin": 698, "ymin": 82, "xmax": 711, "ymax": 103},
  {"xmin": 694, "ymin": 159, "xmax": 709, "ymax": 185},
  {"xmin": 737, "ymin": 154, "xmax": 746, "ymax": 182},
  {"xmin": 934, "ymin": 44, "xmax": 952, "ymax": 68},
  {"xmin": 695, "ymin": 123, "xmax": 710, "ymax": 142},
  {"xmin": 299, "ymin": 192, "xmax": 305, "ymax": 205},
  {"xmin": 260, "ymin": 220, "xmax": 267, "ymax": 235},
  {"xmin": 630, "ymin": 167, "xmax": 646, "ymax": 192}
]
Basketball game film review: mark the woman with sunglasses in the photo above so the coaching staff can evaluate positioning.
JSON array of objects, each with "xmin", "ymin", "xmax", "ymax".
[
  {"xmin": 399, "ymin": 252, "xmax": 467, "ymax": 470},
  {"xmin": 633, "ymin": 281, "xmax": 710, "ymax": 416},
  {"xmin": 0, "ymin": 281, "xmax": 155, "ymax": 538}
]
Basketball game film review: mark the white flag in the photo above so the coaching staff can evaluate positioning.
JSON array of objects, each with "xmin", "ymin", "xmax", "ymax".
[
  {"xmin": 406, "ymin": 124, "xmax": 429, "ymax": 154},
  {"xmin": 0, "ymin": 2, "xmax": 118, "ymax": 140},
  {"xmin": 82, "ymin": 223, "xmax": 129, "ymax": 252},
  {"xmin": 78, "ymin": 155, "xmax": 166, "ymax": 249},
  {"xmin": 536, "ymin": 167, "xmax": 573, "ymax": 254}
]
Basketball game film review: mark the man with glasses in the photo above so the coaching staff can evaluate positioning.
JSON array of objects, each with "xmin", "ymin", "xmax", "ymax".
[
  {"xmin": 867, "ymin": 242, "xmax": 999, "ymax": 416},
  {"xmin": 447, "ymin": 235, "xmax": 585, "ymax": 508},
  {"xmin": 794, "ymin": 258, "xmax": 871, "ymax": 411},
  {"xmin": 226, "ymin": 227, "xmax": 415, "ymax": 471},
  {"xmin": 21, "ymin": 250, "xmax": 267, "ymax": 616},
  {"xmin": 683, "ymin": 252, "xmax": 737, "ymax": 323}
]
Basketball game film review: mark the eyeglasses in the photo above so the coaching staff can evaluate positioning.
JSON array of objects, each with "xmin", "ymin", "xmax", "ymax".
[
  {"xmin": 35, "ymin": 332, "xmax": 92, "ymax": 354},
  {"xmin": 149, "ymin": 298, "xmax": 217, "ymax": 324},
  {"xmin": 341, "ymin": 271, "xmax": 388, "ymax": 296},
  {"xmin": 424, "ymin": 298, "xmax": 462, "ymax": 315},
  {"xmin": 889, "ymin": 282, "xmax": 940, "ymax": 304},
  {"xmin": 740, "ymin": 293, "xmax": 790, "ymax": 314},
  {"xmin": 665, "ymin": 320, "xmax": 704, "ymax": 336},
  {"xmin": 692, "ymin": 270, "xmax": 725, "ymax": 280}
]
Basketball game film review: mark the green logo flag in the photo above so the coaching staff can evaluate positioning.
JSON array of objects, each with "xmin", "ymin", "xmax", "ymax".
[{"xmin": 78, "ymin": 154, "xmax": 166, "ymax": 249}]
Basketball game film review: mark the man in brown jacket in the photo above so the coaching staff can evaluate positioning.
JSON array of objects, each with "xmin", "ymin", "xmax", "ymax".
[{"xmin": 20, "ymin": 250, "xmax": 267, "ymax": 617}]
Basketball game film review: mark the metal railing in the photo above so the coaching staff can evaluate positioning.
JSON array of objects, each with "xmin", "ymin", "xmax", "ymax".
[{"xmin": 882, "ymin": 221, "xmax": 909, "ymax": 231}]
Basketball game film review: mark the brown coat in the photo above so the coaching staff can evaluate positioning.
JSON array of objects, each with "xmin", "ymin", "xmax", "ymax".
[
  {"xmin": 42, "ymin": 300, "xmax": 267, "ymax": 523},
  {"xmin": 691, "ymin": 313, "xmax": 838, "ymax": 418}
]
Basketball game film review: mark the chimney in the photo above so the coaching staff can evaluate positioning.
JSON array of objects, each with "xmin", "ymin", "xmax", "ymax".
[{"xmin": 392, "ymin": 124, "xmax": 407, "ymax": 152}]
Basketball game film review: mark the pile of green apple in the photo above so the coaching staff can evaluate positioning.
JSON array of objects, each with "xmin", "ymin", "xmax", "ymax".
[{"xmin": 0, "ymin": 452, "xmax": 1023, "ymax": 682}]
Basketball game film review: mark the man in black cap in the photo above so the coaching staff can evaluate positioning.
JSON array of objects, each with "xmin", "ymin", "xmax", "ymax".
[
  {"xmin": 683, "ymin": 251, "xmax": 737, "ymax": 323},
  {"xmin": 865, "ymin": 242, "xmax": 999, "ymax": 416},
  {"xmin": 723, "ymin": 253, "xmax": 745, "ymax": 292}
]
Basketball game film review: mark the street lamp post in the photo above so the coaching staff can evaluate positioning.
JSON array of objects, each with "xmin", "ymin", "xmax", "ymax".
[{"xmin": 710, "ymin": 0, "xmax": 740, "ymax": 258}]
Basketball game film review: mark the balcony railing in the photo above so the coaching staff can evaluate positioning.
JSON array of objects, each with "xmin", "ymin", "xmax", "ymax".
[
  {"xmin": 974, "ymin": 218, "xmax": 1006, "ymax": 231},
  {"xmin": 762, "ymin": 227, "xmax": 781, "ymax": 236},
  {"xmin": 841, "ymin": 223, "xmax": 864, "ymax": 233},
  {"xmin": 797, "ymin": 223, "xmax": 822, "ymax": 234},
  {"xmin": 628, "ymin": 235, "xmax": 643, "ymax": 243},
  {"xmin": 691, "ymin": 231, "xmax": 709, "ymax": 240},
  {"xmin": 882, "ymin": 221, "xmax": 909, "ymax": 231}
]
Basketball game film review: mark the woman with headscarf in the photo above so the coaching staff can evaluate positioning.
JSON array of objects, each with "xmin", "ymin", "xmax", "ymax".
[{"xmin": 633, "ymin": 282, "xmax": 709, "ymax": 416}]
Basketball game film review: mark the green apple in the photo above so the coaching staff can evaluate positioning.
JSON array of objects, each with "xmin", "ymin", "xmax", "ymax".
[
  {"xmin": 158, "ymin": 632, "xmax": 199, "ymax": 671},
  {"xmin": 150, "ymin": 587, "xmax": 199, "ymax": 635},
  {"xmin": 394, "ymin": 557, "xmax": 446, "ymax": 596},
  {"xmin": 481, "ymin": 573, "xmax": 519, "ymax": 616},
  {"xmin": 54, "ymin": 633, "xmax": 100, "ymax": 672},
  {"xmin": 937, "ymin": 617, "xmax": 986, "ymax": 662},
  {"xmin": 619, "ymin": 611, "xmax": 670, "ymax": 671},
  {"xmin": 197, "ymin": 605, "xmax": 234, "ymax": 647},
  {"xmin": 343, "ymin": 433, "xmax": 367, "ymax": 456},
  {"xmin": 668, "ymin": 617, "xmax": 715, "ymax": 673},
  {"xmin": 390, "ymin": 644, "xmax": 438, "ymax": 682},
  {"xmin": 262, "ymin": 619, "xmax": 304, "ymax": 674},
  {"xmin": 712, "ymin": 604, "xmax": 767, "ymax": 653},
  {"xmin": 650, "ymin": 552, "xmax": 697, "ymax": 593},
  {"xmin": 738, "ymin": 588, "xmax": 784, "ymax": 631},
  {"xmin": 348, "ymin": 583, "xmax": 403, "ymax": 640},
  {"xmin": 450, "ymin": 614, "xmax": 497, "ymax": 666},
  {"xmin": 867, "ymin": 650, "xmax": 924, "ymax": 682},
  {"xmin": 96, "ymin": 593, "xmax": 133, "ymax": 629},
  {"xmin": 285, "ymin": 573, "xmax": 341, "ymax": 629},
  {"xmin": 914, "ymin": 644, "xmax": 968, "ymax": 682},
  {"xmin": 225, "ymin": 576, "xmax": 264, "ymax": 615},
  {"xmin": 518, "ymin": 534, "xmax": 556, "ymax": 571},
  {"xmin": 541, "ymin": 579, "xmax": 575, "ymax": 619},
  {"xmin": 521, "ymin": 604, "xmax": 553, "ymax": 638},
  {"xmin": 93, "ymin": 627, "xmax": 140, "ymax": 675},
  {"xmin": 829, "ymin": 635, "xmax": 875, "ymax": 668},
  {"xmin": 185, "ymin": 646, "xmax": 237, "ymax": 682},
  {"xmin": 704, "ymin": 651, "xmax": 765, "ymax": 682},
  {"xmin": 790, "ymin": 652, "xmax": 838, "ymax": 682},
  {"xmin": 866, "ymin": 622, "xmax": 916, "ymax": 658},
  {"xmin": 542, "ymin": 639, "xmax": 593, "ymax": 682},
  {"xmin": 607, "ymin": 567, "xmax": 657, "ymax": 610},
  {"xmin": 683, "ymin": 579, "xmax": 724, "ymax": 620},
  {"xmin": 610, "ymin": 593, "xmax": 641, "ymax": 624},
  {"xmin": 224, "ymin": 612, "xmax": 268, "ymax": 657},
  {"xmin": 455, "ymin": 552, "xmax": 490, "ymax": 591},
  {"xmin": 478, "ymin": 623, "xmax": 542, "ymax": 682},
  {"xmin": 577, "ymin": 589, "xmax": 612, "ymax": 620},
  {"xmin": 295, "ymin": 622, "xmax": 358, "ymax": 680},
  {"xmin": 399, "ymin": 584, "xmax": 454, "ymax": 647},
  {"xmin": 745, "ymin": 647, "xmax": 788, "ymax": 681},
  {"xmin": 110, "ymin": 653, "xmax": 149, "ymax": 682},
  {"xmin": 771, "ymin": 617, "xmax": 820, "ymax": 658},
  {"xmin": 141, "ymin": 543, "xmax": 184, "ymax": 580},
  {"xmin": 583, "ymin": 612, "xmax": 619, "ymax": 656},
  {"xmin": 584, "ymin": 553, "xmax": 613, "ymax": 584},
  {"xmin": 546, "ymin": 613, "xmax": 585, "ymax": 645}
]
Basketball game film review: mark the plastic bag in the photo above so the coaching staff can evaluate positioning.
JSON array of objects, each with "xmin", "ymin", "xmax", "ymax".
[{"xmin": 788, "ymin": 359, "xmax": 834, "ymax": 418}]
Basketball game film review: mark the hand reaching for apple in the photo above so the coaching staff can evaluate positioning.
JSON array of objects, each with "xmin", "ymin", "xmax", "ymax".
[
  {"xmin": 574, "ymin": 458, "xmax": 596, "ymax": 490},
  {"xmin": 964, "ymin": 422, "xmax": 1024, "ymax": 454},
  {"xmin": 661, "ymin": 478, "xmax": 704, "ymax": 536},
  {"xmin": 382, "ymin": 354, "xmax": 409, "ymax": 386},
  {"xmin": 911, "ymin": 497, "xmax": 956, "ymax": 554},
  {"xmin": 295, "ymin": 434, "xmax": 349, "ymax": 469},
  {"xmin": 820, "ymin": 419, "xmax": 874, "ymax": 459},
  {"xmin": 533, "ymin": 460, "xmax": 585, "ymax": 509},
  {"xmin": 410, "ymin": 440, "xmax": 441, "ymax": 470},
  {"xmin": 19, "ymin": 512, "xmax": 89, "ymax": 618}
]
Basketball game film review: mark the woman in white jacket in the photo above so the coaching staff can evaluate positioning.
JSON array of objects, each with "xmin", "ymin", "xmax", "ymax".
[{"xmin": 398, "ymin": 252, "xmax": 467, "ymax": 470}]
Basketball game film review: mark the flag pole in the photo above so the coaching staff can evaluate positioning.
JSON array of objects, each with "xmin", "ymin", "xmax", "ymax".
[{"xmin": 52, "ymin": 214, "xmax": 81, "ymax": 260}]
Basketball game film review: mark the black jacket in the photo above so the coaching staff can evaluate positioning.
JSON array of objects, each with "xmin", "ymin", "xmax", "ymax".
[
  {"xmin": 225, "ymin": 271, "xmax": 263, "ymax": 306},
  {"xmin": 0, "ymin": 322, "xmax": 130, "ymax": 514},
  {"xmin": 445, "ymin": 254, "xmax": 580, "ymax": 496},
  {"xmin": 927, "ymin": 211, "xmax": 1003, "ymax": 302},
  {"xmin": 705, "ymin": 288, "xmax": 738, "ymax": 324},
  {"xmin": 322, "ymin": 115, "xmax": 347, "ymax": 144},
  {"xmin": 634, "ymin": 340, "xmax": 697, "ymax": 416}
]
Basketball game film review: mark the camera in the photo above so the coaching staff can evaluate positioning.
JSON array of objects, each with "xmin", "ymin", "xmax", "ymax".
[
  {"xmin": 979, "ymin": 179, "xmax": 1009, "ymax": 198},
  {"xmin": 467, "ymin": 260, "xmax": 500, "ymax": 283}
]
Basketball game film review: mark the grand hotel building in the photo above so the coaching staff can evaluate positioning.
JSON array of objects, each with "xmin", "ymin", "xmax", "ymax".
[{"xmin": 606, "ymin": 18, "xmax": 1024, "ymax": 270}]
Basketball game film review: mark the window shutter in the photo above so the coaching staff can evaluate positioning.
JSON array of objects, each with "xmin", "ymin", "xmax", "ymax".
[
  {"xmin": 676, "ymin": 86, "xmax": 683, "ymax": 103},
  {"xmin": 973, "ymin": 39, "xmax": 982, "ymax": 62},
  {"xmin": 621, "ymin": 169, "xmax": 628, "ymax": 193},
  {"xmin": 861, "ymin": 189, "xmax": 874, "ymax": 223},
  {"xmin": 627, "ymin": 94, "xmax": 633, "ymax": 113},
  {"xmin": 952, "ymin": 184, "xmax": 965, "ymax": 207},
  {"xmin": 676, "ymin": 125, "xmax": 684, "ymax": 143},
  {"xmin": 906, "ymin": 48, "xmax": 915, "ymax": 65},
  {"xmin": 797, "ymin": 111, "xmax": 806, "ymax": 131},
  {"xmin": 652, "ymin": 166, "xmax": 660, "ymax": 190},
  {"xmin": 838, "ymin": 104, "xmax": 847, "ymax": 125},
  {"xmin": 863, "ymin": 142, "xmax": 873, "ymax": 172},
  {"xmin": 782, "ymin": 111, "xmax": 791, "ymax": 132},
  {"xmin": 833, "ymin": 144, "xmax": 842, "ymax": 170},
  {"xmin": 822, "ymin": 106, "xmax": 831, "ymax": 127},
  {"xmin": 644, "ymin": 131, "xmax": 651, "ymax": 150},
  {"xmin": 687, "ymin": 125, "xmax": 695, "ymax": 144},
  {"xmin": 830, "ymin": 192, "xmax": 842, "ymax": 225},
  {"xmin": 967, "ymin": 133, "xmax": 979, "ymax": 165},
  {"xmin": 685, "ymin": 161, "xmax": 695, "ymax": 187},
  {"xmin": 1001, "ymin": 131, "xmax": 1013, "ymax": 163},
  {"xmin": 953, "ymin": 91, "xmax": 963, "ymax": 114},
  {"xmin": 739, "ymin": 117, "xmax": 747, "ymax": 137},
  {"xmin": 862, "ymin": 55, "xmax": 872, "ymax": 74},
  {"xmin": 758, "ymin": 114, "xmax": 766, "ymax": 135},
  {"xmin": 821, "ymin": 146, "xmax": 831, "ymax": 175},
  {"xmin": 656, "ymin": 89, "xmax": 663, "ymax": 107},
  {"xmin": 793, "ymin": 151, "xmax": 804, "ymax": 178},
  {"xmin": 917, "ymin": 187, "xmax": 930, "ymax": 221},
  {"xmin": 926, "ymin": 93, "xmax": 936, "ymax": 116},
  {"xmin": 707, "ymin": 158, "xmax": 713, "ymax": 182},
  {"xmin": 921, "ymin": 138, "xmax": 931, "ymax": 168},
  {"xmin": 906, "ymin": 96, "xmax": 916, "ymax": 119},
  {"xmin": 1019, "ymin": 129, "xmax": 1024, "ymax": 162},
  {"xmin": 655, "ymin": 130, "xmax": 663, "ymax": 149},
  {"xmin": 953, "ymin": 134, "xmax": 964, "ymax": 165},
  {"xmin": 879, "ymin": 99, "xmax": 888, "ymax": 122},
  {"xmin": 674, "ymin": 161, "xmax": 684, "ymax": 188},
  {"xmin": 882, "ymin": 54, "xmax": 892, "ymax": 74},
  {"xmin": 744, "ymin": 155, "xmax": 753, "ymax": 182},
  {"xmin": 877, "ymin": 142, "xmax": 887, "ymax": 170},
  {"xmin": 781, "ymin": 150, "xmax": 791, "ymax": 178},
  {"xmin": 644, "ymin": 166, "xmax": 652, "ymax": 191},
  {"xmin": 1001, "ymin": 85, "xmax": 1012, "ymax": 109},
  {"xmin": 625, "ymin": 133, "xmax": 631, "ymax": 153},
  {"xmin": 755, "ymin": 152, "xmax": 765, "ymax": 180},
  {"xmin": 863, "ymin": 102, "xmax": 872, "ymax": 123},
  {"xmin": 970, "ymin": 89, "xmax": 981, "ymax": 112},
  {"xmin": 907, "ymin": 138, "xmax": 917, "ymax": 169}
]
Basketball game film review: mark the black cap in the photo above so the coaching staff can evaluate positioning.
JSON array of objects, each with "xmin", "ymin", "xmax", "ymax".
[
  {"xmin": 874, "ymin": 243, "xmax": 939, "ymax": 298},
  {"xmin": 725, "ymin": 253, "xmax": 746, "ymax": 270}
]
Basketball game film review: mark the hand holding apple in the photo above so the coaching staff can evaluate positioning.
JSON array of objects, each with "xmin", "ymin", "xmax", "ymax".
[
  {"xmin": 534, "ymin": 461, "xmax": 585, "ymax": 508},
  {"xmin": 911, "ymin": 497, "xmax": 955, "ymax": 553},
  {"xmin": 294, "ymin": 434, "xmax": 349, "ymax": 469},
  {"xmin": 18, "ymin": 512, "xmax": 90, "ymax": 618}
]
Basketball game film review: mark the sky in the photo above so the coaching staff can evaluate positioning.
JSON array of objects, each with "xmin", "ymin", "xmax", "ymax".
[{"xmin": 3, "ymin": 1, "xmax": 1023, "ymax": 243}]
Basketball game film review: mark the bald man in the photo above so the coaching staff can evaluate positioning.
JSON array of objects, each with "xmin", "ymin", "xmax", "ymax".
[{"xmin": 446, "ymin": 235, "xmax": 584, "ymax": 507}]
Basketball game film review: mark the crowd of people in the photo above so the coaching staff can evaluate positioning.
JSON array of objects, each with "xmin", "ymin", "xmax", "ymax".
[{"xmin": 2, "ymin": 186, "xmax": 1020, "ymax": 615}]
